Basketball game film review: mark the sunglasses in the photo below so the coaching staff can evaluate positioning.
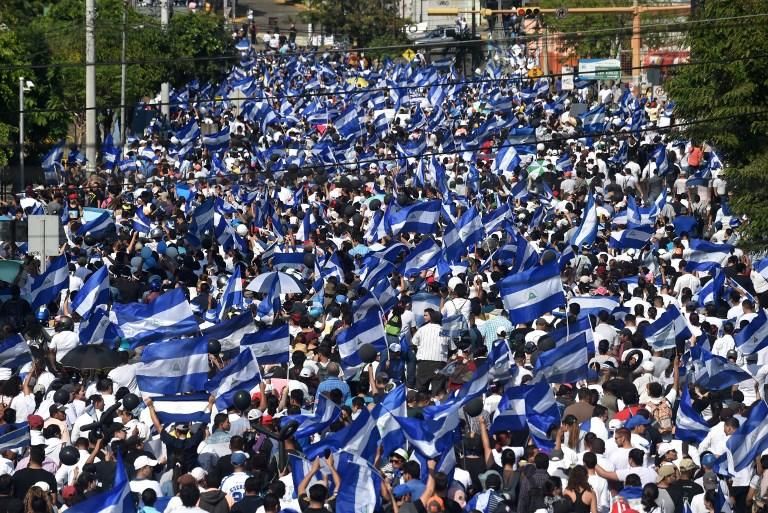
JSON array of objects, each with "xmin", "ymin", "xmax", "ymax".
[{"xmin": 390, "ymin": 458, "xmax": 404, "ymax": 464}]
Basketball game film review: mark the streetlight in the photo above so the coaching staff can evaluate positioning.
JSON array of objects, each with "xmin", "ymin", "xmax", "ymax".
[{"xmin": 18, "ymin": 77, "xmax": 34, "ymax": 192}]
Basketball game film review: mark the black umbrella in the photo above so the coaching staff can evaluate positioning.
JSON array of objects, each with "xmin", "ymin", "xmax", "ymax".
[{"xmin": 60, "ymin": 345, "xmax": 124, "ymax": 370}]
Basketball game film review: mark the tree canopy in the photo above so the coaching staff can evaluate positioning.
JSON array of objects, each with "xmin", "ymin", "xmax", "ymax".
[
  {"xmin": 0, "ymin": 0, "xmax": 232, "ymax": 168},
  {"xmin": 666, "ymin": 0, "xmax": 768, "ymax": 250}
]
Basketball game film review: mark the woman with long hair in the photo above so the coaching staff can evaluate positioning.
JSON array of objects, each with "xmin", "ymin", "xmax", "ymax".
[
  {"xmin": 562, "ymin": 465, "xmax": 598, "ymax": 513},
  {"xmin": 641, "ymin": 483, "xmax": 662, "ymax": 513},
  {"xmin": 23, "ymin": 486, "xmax": 53, "ymax": 513}
]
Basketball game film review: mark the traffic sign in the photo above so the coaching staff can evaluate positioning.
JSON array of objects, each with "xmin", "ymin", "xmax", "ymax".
[
  {"xmin": 402, "ymin": 48, "xmax": 416, "ymax": 61},
  {"xmin": 556, "ymin": 7, "xmax": 568, "ymax": 19}
]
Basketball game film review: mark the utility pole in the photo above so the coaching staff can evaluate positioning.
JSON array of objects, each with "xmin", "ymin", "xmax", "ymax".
[
  {"xmin": 85, "ymin": 0, "xmax": 97, "ymax": 173},
  {"xmin": 18, "ymin": 77, "xmax": 25, "ymax": 192},
  {"xmin": 120, "ymin": 0, "xmax": 127, "ymax": 150},
  {"xmin": 160, "ymin": 0, "xmax": 170, "ymax": 119},
  {"xmin": 428, "ymin": 4, "xmax": 690, "ymax": 82}
]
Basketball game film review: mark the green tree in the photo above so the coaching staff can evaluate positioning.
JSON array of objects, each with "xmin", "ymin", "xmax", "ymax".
[
  {"xmin": 666, "ymin": 0, "xmax": 768, "ymax": 250},
  {"xmin": 301, "ymin": 0, "xmax": 408, "ymax": 47}
]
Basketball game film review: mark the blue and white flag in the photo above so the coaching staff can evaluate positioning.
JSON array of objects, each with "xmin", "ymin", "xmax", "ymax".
[
  {"xmin": 150, "ymin": 393, "xmax": 210, "ymax": 426},
  {"xmin": 642, "ymin": 305, "xmax": 692, "ymax": 350},
  {"xmin": 41, "ymin": 141, "xmax": 65, "ymax": 170},
  {"xmin": 136, "ymin": 336, "xmax": 210, "ymax": 396},
  {"xmin": 336, "ymin": 310, "xmax": 387, "ymax": 373},
  {"xmin": 400, "ymin": 238, "xmax": 441, "ymax": 277},
  {"xmin": 499, "ymin": 262, "xmax": 565, "ymax": 324},
  {"xmin": 653, "ymin": 144, "xmax": 669, "ymax": 175},
  {"xmin": 493, "ymin": 144, "xmax": 520, "ymax": 173},
  {"xmin": 570, "ymin": 192, "xmax": 598, "ymax": 248},
  {"xmin": 26, "ymin": 254, "xmax": 69, "ymax": 309},
  {"xmin": 0, "ymin": 423, "xmax": 30, "ymax": 452},
  {"xmin": 76, "ymin": 211, "xmax": 113, "ymax": 238},
  {"xmin": 727, "ymin": 399, "xmax": 768, "ymax": 472},
  {"xmin": 534, "ymin": 332, "xmax": 590, "ymax": 383},
  {"xmin": 113, "ymin": 288, "xmax": 198, "ymax": 348},
  {"xmin": 685, "ymin": 239, "xmax": 733, "ymax": 272},
  {"xmin": 490, "ymin": 380, "xmax": 559, "ymax": 434},
  {"xmin": 305, "ymin": 407, "xmax": 381, "ymax": 462},
  {"xmin": 202, "ymin": 310, "xmax": 257, "ymax": 351},
  {"xmin": 550, "ymin": 315, "xmax": 596, "ymax": 356},
  {"xmin": 65, "ymin": 453, "xmax": 134, "ymax": 513},
  {"xmin": 692, "ymin": 347, "xmax": 752, "ymax": 390},
  {"xmin": 286, "ymin": 395, "xmax": 341, "ymax": 439},
  {"xmin": 735, "ymin": 308, "xmax": 768, "ymax": 355},
  {"xmin": 456, "ymin": 206, "xmax": 484, "ymax": 248},
  {"xmin": 335, "ymin": 452, "xmax": 382, "ymax": 513},
  {"xmin": 101, "ymin": 135, "xmax": 119, "ymax": 169},
  {"xmin": 580, "ymin": 104, "xmax": 606, "ymax": 134},
  {"xmin": 216, "ymin": 266, "xmax": 243, "ymax": 321},
  {"xmin": 202, "ymin": 126, "xmax": 230, "ymax": 153},
  {"xmin": 0, "ymin": 335, "xmax": 31, "ymax": 370},
  {"xmin": 176, "ymin": 119, "xmax": 201, "ymax": 145},
  {"xmin": 78, "ymin": 307, "xmax": 120, "ymax": 346},
  {"xmin": 755, "ymin": 258, "xmax": 768, "ymax": 282},
  {"xmin": 242, "ymin": 324, "xmax": 290, "ymax": 365},
  {"xmin": 71, "ymin": 265, "xmax": 110, "ymax": 319},
  {"xmin": 675, "ymin": 387, "xmax": 709, "ymax": 444},
  {"xmin": 569, "ymin": 296, "xmax": 619, "ymax": 318},
  {"xmin": 465, "ymin": 490, "xmax": 503, "ymax": 513},
  {"xmin": 386, "ymin": 200, "xmax": 441, "ymax": 237},
  {"xmin": 132, "ymin": 209, "xmax": 151, "ymax": 234},
  {"xmin": 609, "ymin": 224, "xmax": 654, "ymax": 250},
  {"xmin": 206, "ymin": 347, "xmax": 262, "ymax": 410},
  {"xmin": 372, "ymin": 384, "xmax": 406, "ymax": 456},
  {"xmin": 698, "ymin": 268, "xmax": 725, "ymax": 307}
]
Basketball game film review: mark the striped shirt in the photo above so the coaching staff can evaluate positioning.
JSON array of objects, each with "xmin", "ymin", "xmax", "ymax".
[
  {"xmin": 412, "ymin": 323, "xmax": 452, "ymax": 362},
  {"xmin": 479, "ymin": 315, "xmax": 514, "ymax": 350}
]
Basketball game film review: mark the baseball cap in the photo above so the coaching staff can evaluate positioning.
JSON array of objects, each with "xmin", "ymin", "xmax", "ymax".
[
  {"xmin": 174, "ymin": 422, "xmax": 189, "ymax": 432},
  {"xmin": 190, "ymin": 467, "xmax": 207, "ymax": 482},
  {"xmin": 657, "ymin": 442, "xmax": 676, "ymax": 455},
  {"xmin": 33, "ymin": 482, "xmax": 50, "ymax": 492},
  {"xmin": 231, "ymin": 451, "xmax": 249, "ymax": 466},
  {"xmin": 388, "ymin": 342, "xmax": 402, "ymax": 353},
  {"xmin": 496, "ymin": 326, "xmax": 508, "ymax": 337},
  {"xmin": 657, "ymin": 464, "xmax": 677, "ymax": 482},
  {"xmin": 134, "ymin": 455, "xmax": 158, "ymax": 469},
  {"xmin": 625, "ymin": 415, "xmax": 651, "ymax": 429},
  {"xmin": 679, "ymin": 458, "xmax": 698, "ymax": 472},
  {"xmin": 28, "ymin": 415, "xmax": 44, "ymax": 430},
  {"xmin": 62, "ymin": 486, "xmax": 77, "ymax": 500},
  {"xmin": 247, "ymin": 409, "xmax": 263, "ymax": 421},
  {"xmin": 392, "ymin": 448, "xmax": 409, "ymax": 461}
]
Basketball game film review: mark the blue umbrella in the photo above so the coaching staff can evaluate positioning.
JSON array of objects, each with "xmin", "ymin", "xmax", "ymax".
[{"xmin": 246, "ymin": 271, "xmax": 304, "ymax": 295}]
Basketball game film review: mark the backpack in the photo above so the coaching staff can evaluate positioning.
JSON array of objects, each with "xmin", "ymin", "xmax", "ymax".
[{"xmin": 648, "ymin": 398, "xmax": 674, "ymax": 433}]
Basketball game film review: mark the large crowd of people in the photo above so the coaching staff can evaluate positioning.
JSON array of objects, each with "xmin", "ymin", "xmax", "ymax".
[{"xmin": 0, "ymin": 35, "xmax": 765, "ymax": 513}]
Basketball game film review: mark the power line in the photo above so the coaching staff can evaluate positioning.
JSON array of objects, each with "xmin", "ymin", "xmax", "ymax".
[
  {"xmin": 4, "ymin": 11, "xmax": 767, "ymax": 72},
  {"xmin": 8, "ymin": 51, "xmax": 768, "ymax": 117}
]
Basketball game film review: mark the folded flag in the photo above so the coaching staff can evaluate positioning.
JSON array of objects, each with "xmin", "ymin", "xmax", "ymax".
[
  {"xmin": 675, "ymin": 387, "xmax": 709, "ymax": 444},
  {"xmin": 734, "ymin": 308, "xmax": 768, "ymax": 355},
  {"xmin": 385, "ymin": 200, "xmax": 441, "ymax": 237},
  {"xmin": 0, "ymin": 335, "xmax": 31, "ymax": 370},
  {"xmin": 726, "ymin": 399, "xmax": 768, "ymax": 472},
  {"xmin": 534, "ymin": 332, "xmax": 590, "ymax": 383},
  {"xmin": 64, "ymin": 453, "xmax": 134, "ymax": 513},
  {"xmin": 242, "ymin": 324, "xmax": 290, "ymax": 365},
  {"xmin": 71, "ymin": 265, "xmax": 110, "ymax": 320},
  {"xmin": 26, "ymin": 254, "xmax": 69, "ymax": 310},
  {"xmin": 499, "ymin": 262, "xmax": 565, "ymax": 324},
  {"xmin": 285, "ymin": 395, "xmax": 341, "ymax": 440},
  {"xmin": 336, "ymin": 310, "xmax": 387, "ymax": 374},
  {"xmin": 136, "ymin": 336, "xmax": 210, "ymax": 396},
  {"xmin": 76, "ymin": 211, "xmax": 114, "ymax": 238},
  {"xmin": 206, "ymin": 347, "xmax": 262, "ymax": 410},
  {"xmin": 641, "ymin": 305, "xmax": 692, "ymax": 351},
  {"xmin": 685, "ymin": 239, "xmax": 733, "ymax": 272},
  {"xmin": 201, "ymin": 310, "xmax": 257, "ymax": 351},
  {"xmin": 113, "ymin": 288, "xmax": 198, "ymax": 348},
  {"xmin": 0, "ymin": 423, "xmax": 30, "ymax": 452}
]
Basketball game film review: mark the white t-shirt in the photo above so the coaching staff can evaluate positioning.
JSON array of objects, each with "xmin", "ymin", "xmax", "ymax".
[
  {"xmin": 130, "ymin": 479, "xmax": 163, "ymax": 497},
  {"xmin": 616, "ymin": 465, "xmax": 657, "ymax": 486},
  {"xmin": 49, "ymin": 331, "xmax": 79, "ymax": 361},
  {"xmin": 220, "ymin": 471, "xmax": 250, "ymax": 502}
]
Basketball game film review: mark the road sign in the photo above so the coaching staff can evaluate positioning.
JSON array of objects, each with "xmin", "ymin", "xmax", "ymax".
[
  {"xmin": 556, "ymin": 7, "xmax": 568, "ymax": 19},
  {"xmin": 402, "ymin": 48, "xmax": 416, "ymax": 61}
]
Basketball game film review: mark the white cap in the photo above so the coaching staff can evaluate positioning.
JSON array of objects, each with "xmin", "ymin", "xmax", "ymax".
[
  {"xmin": 33, "ymin": 482, "xmax": 50, "ymax": 492},
  {"xmin": 134, "ymin": 455, "xmax": 158, "ymax": 470},
  {"xmin": 608, "ymin": 419, "xmax": 623, "ymax": 430},
  {"xmin": 448, "ymin": 276, "xmax": 463, "ymax": 290},
  {"xmin": 190, "ymin": 467, "xmax": 207, "ymax": 482}
]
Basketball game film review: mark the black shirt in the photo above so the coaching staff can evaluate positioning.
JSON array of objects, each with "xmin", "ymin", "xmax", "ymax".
[
  {"xmin": 231, "ymin": 495, "xmax": 263, "ymax": 513},
  {"xmin": 12, "ymin": 468, "xmax": 57, "ymax": 500},
  {"xmin": 0, "ymin": 495, "xmax": 23, "ymax": 513}
]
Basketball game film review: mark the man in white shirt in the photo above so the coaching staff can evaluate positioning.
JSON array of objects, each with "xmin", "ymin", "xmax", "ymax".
[
  {"xmin": 584, "ymin": 452, "xmax": 610, "ymax": 513},
  {"xmin": 597, "ymin": 448, "xmax": 658, "ymax": 486},
  {"xmin": 130, "ymin": 455, "xmax": 163, "ymax": 496},
  {"xmin": 711, "ymin": 322, "xmax": 736, "ymax": 358}
]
